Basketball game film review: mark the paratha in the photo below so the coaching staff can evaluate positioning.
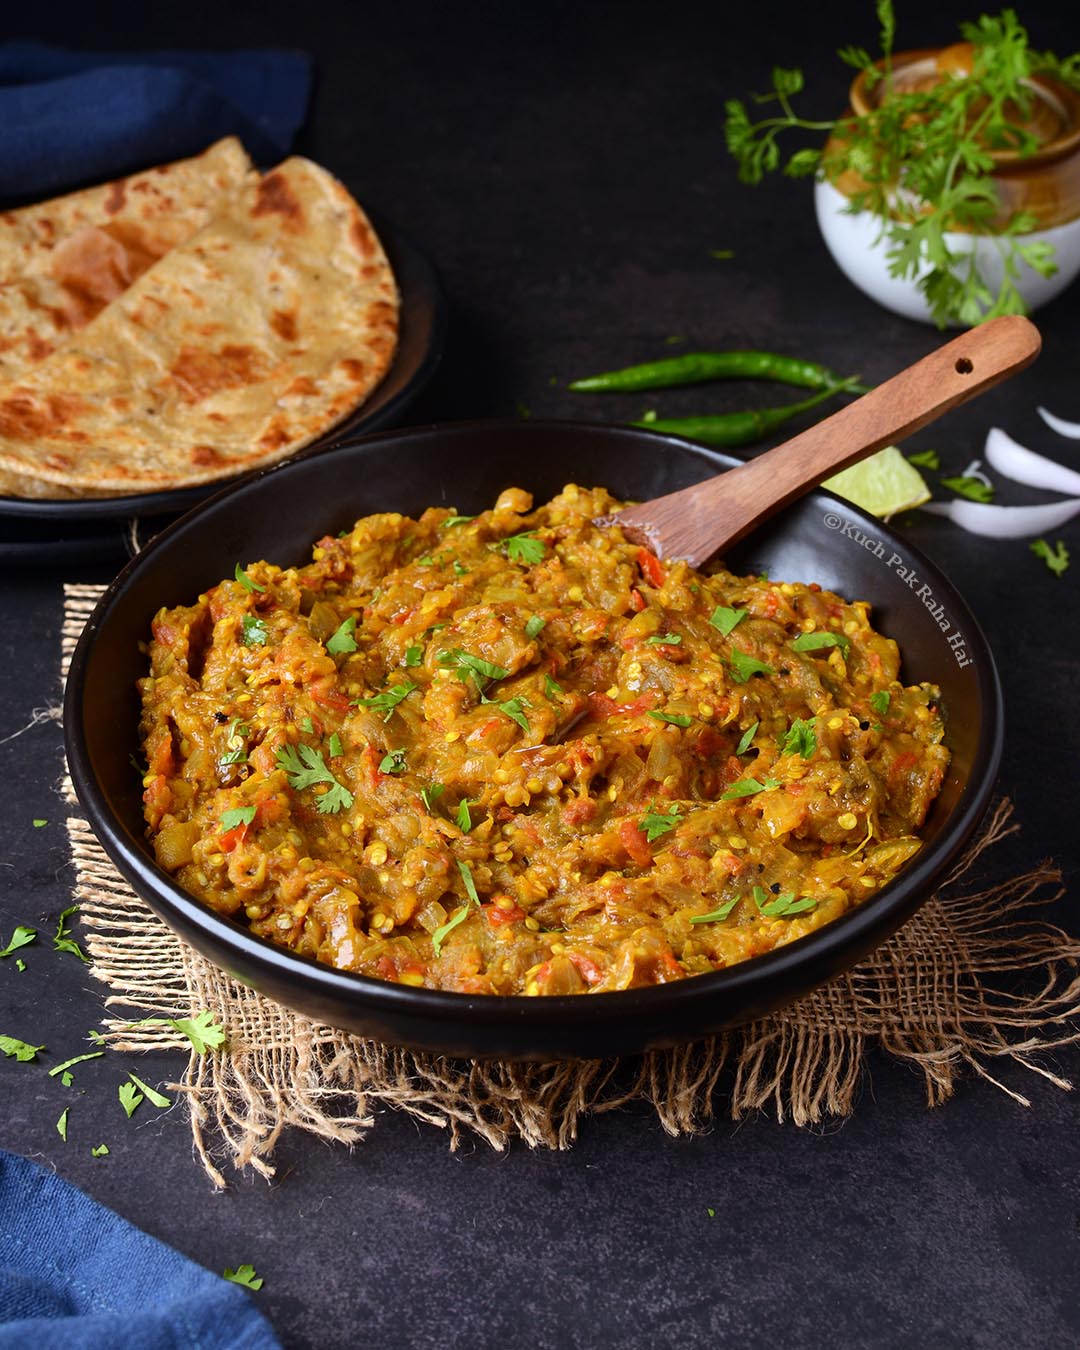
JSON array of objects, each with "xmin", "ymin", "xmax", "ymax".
[
  {"xmin": 0, "ymin": 138, "xmax": 253, "ymax": 384},
  {"xmin": 0, "ymin": 157, "xmax": 399, "ymax": 496}
]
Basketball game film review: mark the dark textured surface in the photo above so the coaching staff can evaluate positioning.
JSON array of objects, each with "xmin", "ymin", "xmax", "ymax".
[{"xmin": 1, "ymin": 3, "xmax": 1078, "ymax": 1347}]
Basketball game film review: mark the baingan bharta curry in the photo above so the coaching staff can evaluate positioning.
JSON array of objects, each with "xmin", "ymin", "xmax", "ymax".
[{"xmin": 139, "ymin": 484, "xmax": 948, "ymax": 996}]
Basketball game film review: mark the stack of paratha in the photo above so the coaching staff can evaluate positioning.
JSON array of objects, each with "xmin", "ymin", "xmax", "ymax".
[{"xmin": 0, "ymin": 139, "xmax": 399, "ymax": 499}]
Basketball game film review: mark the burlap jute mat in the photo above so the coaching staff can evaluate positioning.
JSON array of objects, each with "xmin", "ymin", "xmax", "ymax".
[{"xmin": 60, "ymin": 584, "xmax": 1080, "ymax": 1188}]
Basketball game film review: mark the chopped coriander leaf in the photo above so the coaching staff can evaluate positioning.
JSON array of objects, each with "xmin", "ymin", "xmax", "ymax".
[
  {"xmin": 780, "ymin": 716, "xmax": 817, "ymax": 760},
  {"xmin": 224, "ymin": 1265, "xmax": 264, "ymax": 1291},
  {"xmin": 275, "ymin": 743, "xmax": 353, "ymax": 816},
  {"xmin": 220, "ymin": 805, "xmax": 256, "ymax": 833},
  {"xmin": 15, "ymin": 960, "xmax": 25, "ymax": 972},
  {"xmin": 452, "ymin": 560, "xmax": 470, "ymax": 577},
  {"xmin": 119, "ymin": 1082, "xmax": 144, "ymax": 1118},
  {"xmin": 328, "ymin": 732, "xmax": 343, "ymax": 757},
  {"xmin": 220, "ymin": 744, "xmax": 247, "ymax": 766},
  {"xmin": 431, "ymin": 906, "xmax": 469, "ymax": 957},
  {"xmin": 646, "ymin": 633, "xmax": 683, "ymax": 646},
  {"xmin": 48, "ymin": 1051, "xmax": 105, "ymax": 1078},
  {"xmin": 0, "ymin": 926, "xmax": 36, "ymax": 959},
  {"xmin": 457, "ymin": 859, "xmax": 481, "ymax": 906},
  {"xmin": 0, "ymin": 1035, "xmax": 43, "ymax": 1062},
  {"xmin": 420, "ymin": 783, "xmax": 445, "ymax": 813},
  {"xmin": 941, "ymin": 475, "xmax": 994, "ymax": 503},
  {"xmin": 648, "ymin": 711, "xmax": 692, "ymax": 728},
  {"xmin": 128, "ymin": 1073, "xmax": 171, "ymax": 1109},
  {"xmin": 869, "ymin": 690, "xmax": 891, "ymax": 716},
  {"xmin": 709, "ymin": 606, "xmax": 747, "ymax": 636},
  {"xmin": 639, "ymin": 803, "xmax": 681, "ymax": 843},
  {"xmin": 456, "ymin": 798, "xmax": 475, "ymax": 833},
  {"xmin": 91, "ymin": 1144, "xmax": 109, "ymax": 1158},
  {"xmin": 32, "ymin": 819, "xmax": 47, "ymax": 828},
  {"xmin": 56, "ymin": 1108, "xmax": 69, "ymax": 1141},
  {"xmin": 300, "ymin": 716, "xmax": 315, "ymax": 733},
  {"xmin": 325, "ymin": 616, "xmax": 358, "ymax": 655},
  {"xmin": 234, "ymin": 564, "xmax": 265, "ymax": 593},
  {"xmin": 61, "ymin": 1072, "xmax": 72, "ymax": 1086},
  {"xmin": 503, "ymin": 533, "xmax": 547, "ymax": 565},
  {"xmin": 726, "ymin": 651, "xmax": 774, "ymax": 683},
  {"xmin": 405, "ymin": 645, "xmax": 424, "ymax": 667},
  {"xmin": 761, "ymin": 890, "xmax": 818, "ymax": 918},
  {"xmin": 707, "ymin": 1206, "xmax": 716, "ymax": 1218},
  {"xmin": 87, "ymin": 1029, "xmax": 107, "ymax": 1045},
  {"xmin": 417, "ymin": 555, "xmax": 434, "ymax": 567},
  {"xmin": 721, "ymin": 777, "xmax": 780, "ymax": 800},
  {"xmin": 790, "ymin": 630, "xmax": 850, "ymax": 656},
  {"xmin": 525, "ymin": 615, "xmax": 546, "ymax": 639},
  {"xmin": 689, "ymin": 897, "xmax": 739, "ymax": 924},
  {"xmin": 498, "ymin": 697, "xmax": 530, "ymax": 733},
  {"xmin": 735, "ymin": 722, "xmax": 759, "ymax": 755},
  {"xmin": 53, "ymin": 906, "xmax": 88, "ymax": 963},
  {"xmin": 1031, "ymin": 538, "xmax": 1069, "ymax": 577},
  {"xmin": 379, "ymin": 748, "xmax": 408, "ymax": 775},
  {"xmin": 128, "ymin": 1013, "xmax": 223, "ymax": 1053},
  {"xmin": 544, "ymin": 674, "xmax": 563, "ymax": 699},
  {"xmin": 443, "ymin": 514, "xmax": 476, "ymax": 527},
  {"xmin": 437, "ymin": 649, "xmax": 509, "ymax": 692},
  {"xmin": 162, "ymin": 1011, "xmax": 226, "ymax": 1055},
  {"xmin": 358, "ymin": 680, "xmax": 417, "ymax": 721},
  {"xmin": 314, "ymin": 784, "xmax": 351, "ymax": 814},
  {"xmin": 907, "ymin": 449, "xmax": 940, "ymax": 470},
  {"xmin": 240, "ymin": 614, "xmax": 267, "ymax": 647}
]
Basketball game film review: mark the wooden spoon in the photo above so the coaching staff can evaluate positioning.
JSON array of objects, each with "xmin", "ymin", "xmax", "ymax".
[{"xmin": 610, "ymin": 314, "xmax": 1041, "ymax": 567}]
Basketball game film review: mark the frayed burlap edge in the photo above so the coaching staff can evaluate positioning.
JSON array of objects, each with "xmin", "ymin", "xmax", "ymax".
[{"xmin": 61, "ymin": 585, "xmax": 1080, "ymax": 1188}]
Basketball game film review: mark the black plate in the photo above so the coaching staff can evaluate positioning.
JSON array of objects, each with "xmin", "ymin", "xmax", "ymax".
[
  {"xmin": 0, "ymin": 211, "xmax": 446, "ymax": 549},
  {"xmin": 64, "ymin": 420, "xmax": 1003, "ymax": 1061}
]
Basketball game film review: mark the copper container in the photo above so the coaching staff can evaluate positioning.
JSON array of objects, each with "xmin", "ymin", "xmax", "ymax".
[{"xmin": 836, "ymin": 43, "xmax": 1080, "ymax": 230}]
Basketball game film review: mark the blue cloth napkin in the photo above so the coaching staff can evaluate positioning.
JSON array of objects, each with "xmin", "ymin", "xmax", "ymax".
[
  {"xmin": 0, "ymin": 1150, "xmax": 279, "ymax": 1349},
  {"xmin": 0, "ymin": 41, "xmax": 312, "ymax": 201}
]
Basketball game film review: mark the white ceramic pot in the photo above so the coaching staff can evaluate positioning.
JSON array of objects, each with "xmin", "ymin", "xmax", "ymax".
[{"xmin": 815, "ymin": 180, "xmax": 1080, "ymax": 325}]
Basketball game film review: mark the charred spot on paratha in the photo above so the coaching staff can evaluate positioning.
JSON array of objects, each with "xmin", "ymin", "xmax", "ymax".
[
  {"xmin": 270, "ymin": 310, "xmax": 298, "ymax": 342},
  {"xmin": 252, "ymin": 173, "xmax": 303, "ymax": 229},
  {"xmin": 169, "ymin": 344, "xmax": 268, "ymax": 403}
]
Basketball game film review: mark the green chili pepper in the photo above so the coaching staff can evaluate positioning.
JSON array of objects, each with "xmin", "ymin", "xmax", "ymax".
[
  {"xmin": 633, "ymin": 383, "xmax": 849, "ymax": 448},
  {"xmin": 569, "ymin": 350, "xmax": 869, "ymax": 394}
]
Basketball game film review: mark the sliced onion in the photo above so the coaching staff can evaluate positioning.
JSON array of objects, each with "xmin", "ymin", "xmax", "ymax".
[
  {"xmin": 1037, "ymin": 407, "xmax": 1080, "ymax": 440},
  {"xmin": 984, "ymin": 427, "xmax": 1080, "ymax": 494},
  {"xmin": 960, "ymin": 459, "xmax": 993, "ymax": 488},
  {"xmin": 921, "ymin": 497, "xmax": 1080, "ymax": 537}
]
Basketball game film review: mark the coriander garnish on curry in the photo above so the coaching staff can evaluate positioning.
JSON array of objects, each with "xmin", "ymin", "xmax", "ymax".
[{"xmin": 138, "ymin": 484, "xmax": 948, "ymax": 996}]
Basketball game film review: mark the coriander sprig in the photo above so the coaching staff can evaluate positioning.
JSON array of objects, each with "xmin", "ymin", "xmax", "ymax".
[
  {"xmin": 724, "ymin": 2, "xmax": 1080, "ymax": 326},
  {"xmin": 275, "ymin": 743, "xmax": 354, "ymax": 814}
]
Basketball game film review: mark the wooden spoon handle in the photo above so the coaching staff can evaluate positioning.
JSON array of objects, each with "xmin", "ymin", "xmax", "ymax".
[{"xmin": 614, "ymin": 314, "xmax": 1042, "ymax": 567}]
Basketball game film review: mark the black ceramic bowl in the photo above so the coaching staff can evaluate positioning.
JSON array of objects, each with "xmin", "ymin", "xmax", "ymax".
[{"xmin": 65, "ymin": 420, "xmax": 1002, "ymax": 1061}]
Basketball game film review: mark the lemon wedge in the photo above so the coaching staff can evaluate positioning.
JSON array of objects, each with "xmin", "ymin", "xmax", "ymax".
[{"xmin": 823, "ymin": 446, "xmax": 931, "ymax": 519}]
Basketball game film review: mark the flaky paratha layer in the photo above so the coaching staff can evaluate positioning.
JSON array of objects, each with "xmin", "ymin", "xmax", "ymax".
[
  {"xmin": 0, "ymin": 138, "xmax": 253, "ymax": 384},
  {"xmin": 0, "ymin": 157, "xmax": 399, "ymax": 496}
]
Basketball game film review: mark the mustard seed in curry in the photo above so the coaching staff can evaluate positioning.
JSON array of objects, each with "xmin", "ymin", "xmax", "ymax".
[{"xmin": 139, "ymin": 484, "xmax": 949, "ymax": 995}]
